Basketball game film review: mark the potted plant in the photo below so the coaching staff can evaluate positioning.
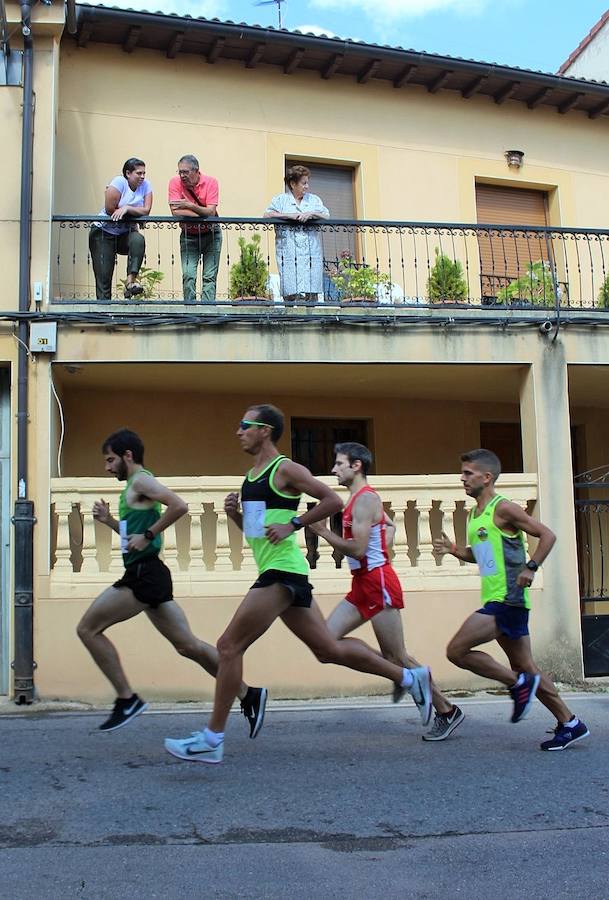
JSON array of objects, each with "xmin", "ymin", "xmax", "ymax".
[
  {"xmin": 119, "ymin": 266, "xmax": 164, "ymax": 300},
  {"xmin": 496, "ymin": 260, "xmax": 557, "ymax": 307},
  {"xmin": 427, "ymin": 248, "xmax": 467, "ymax": 304},
  {"xmin": 330, "ymin": 251, "xmax": 390, "ymax": 303},
  {"xmin": 229, "ymin": 233, "xmax": 269, "ymax": 301}
]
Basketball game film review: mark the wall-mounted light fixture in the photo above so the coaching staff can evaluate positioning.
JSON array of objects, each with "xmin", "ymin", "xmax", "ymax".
[{"xmin": 505, "ymin": 149, "xmax": 524, "ymax": 169}]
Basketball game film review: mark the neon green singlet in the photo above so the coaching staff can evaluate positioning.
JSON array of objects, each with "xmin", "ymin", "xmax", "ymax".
[
  {"xmin": 240, "ymin": 455, "xmax": 308, "ymax": 576},
  {"xmin": 118, "ymin": 468, "xmax": 162, "ymax": 567},
  {"xmin": 467, "ymin": 493, "xmax": 530, "ymax": 609}
]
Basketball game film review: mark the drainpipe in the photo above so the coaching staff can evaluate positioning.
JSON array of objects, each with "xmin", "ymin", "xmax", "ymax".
[{"xmin": 12, "ymin": 0, "xmax": 36, "ymax": 704}]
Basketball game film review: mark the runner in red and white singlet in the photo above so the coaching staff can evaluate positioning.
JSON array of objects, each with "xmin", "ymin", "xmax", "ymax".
[
  {"xmin": 341, "ymin": 484, "xmax": 403, "ymax": 619},
  {"xmin": 310, "ymin": 442, "xmax": 465, "ymax": 741}
]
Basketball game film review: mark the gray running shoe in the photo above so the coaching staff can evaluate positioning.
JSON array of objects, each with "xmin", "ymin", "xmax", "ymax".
[
  {"xmin": 422, "ymin": 705, "xmax": 465, "ymax": 742},
  {"xmin": 408, "ymin": 666, "xmax": 433, "ymax": 726}
]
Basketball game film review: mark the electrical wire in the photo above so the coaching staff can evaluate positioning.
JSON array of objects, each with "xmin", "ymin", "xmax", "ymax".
[{"xmin": 49, "ymin": 365, "xmax": 65, "ymax": 478}]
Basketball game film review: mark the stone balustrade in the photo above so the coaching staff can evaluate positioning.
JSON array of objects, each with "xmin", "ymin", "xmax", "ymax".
[{"xmin": 49, "ymin": 474, "xmax": 538, "ymax": 596}]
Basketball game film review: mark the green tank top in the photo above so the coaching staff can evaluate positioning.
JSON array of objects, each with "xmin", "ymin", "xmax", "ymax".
[
  {"xmin": 241, "ymin": 455, "xmax": 308, "ymax": 576},
  {"xmin": 467, "ymin": 493, "xmax": 530, "ymax": 609},
  {"xmin": 118, "ymin": 468, "xmax": 162, "ymax": 567}
]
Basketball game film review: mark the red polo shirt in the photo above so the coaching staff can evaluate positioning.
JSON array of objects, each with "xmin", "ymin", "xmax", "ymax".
[{"xmin": 168, "ymin": 173, "xmax": 219, "ymax": 233}]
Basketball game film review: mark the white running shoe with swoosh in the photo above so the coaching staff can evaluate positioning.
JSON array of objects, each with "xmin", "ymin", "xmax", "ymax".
[{"xmin": 164, "ymin": 731, "xmax": 224, "ymax": 764}]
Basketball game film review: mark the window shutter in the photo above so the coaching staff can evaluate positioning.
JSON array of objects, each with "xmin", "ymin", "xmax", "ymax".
[{"xmin": 475, "ymin": 184, "xmax": 550, "ymax": 299}]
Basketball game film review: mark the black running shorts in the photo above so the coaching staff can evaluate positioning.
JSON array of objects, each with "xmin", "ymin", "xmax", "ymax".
[
  {"xmin": 250, "ymin": 569, "xmax": 313, "ymax": 608},
  {"xmin": 113, "ymin": 555, "xmax": 173, "ymax": 608}
]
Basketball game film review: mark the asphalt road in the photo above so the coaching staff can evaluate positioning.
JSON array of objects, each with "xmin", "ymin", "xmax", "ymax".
[{"xmin": 1, "ymin": 693, "xmax": 608, "ymax": 899}]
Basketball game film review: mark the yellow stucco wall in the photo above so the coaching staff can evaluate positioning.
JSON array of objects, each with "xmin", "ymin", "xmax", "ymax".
[{"xmin": 54, "ymin": 43, "xmax": 609, "ymax": 225}]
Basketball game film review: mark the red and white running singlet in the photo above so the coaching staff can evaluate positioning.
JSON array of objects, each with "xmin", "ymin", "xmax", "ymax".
[{"xmin": 343, "ymin": 485, "xmax": 389, "ymax": 574}]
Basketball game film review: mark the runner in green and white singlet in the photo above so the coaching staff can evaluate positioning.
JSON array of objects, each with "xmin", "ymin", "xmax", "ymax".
[
  {"xmin": 77, "ymin": 428, "xmax": 267, "ymax": 737},
  {"xmin": 434, "ymin": 448, "xmax": 589, "ymax": 752}
]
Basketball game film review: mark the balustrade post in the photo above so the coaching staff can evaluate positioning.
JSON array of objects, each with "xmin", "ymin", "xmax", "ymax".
[
  {"xmin": 108, "ymin": 498, "xmax": 124, "ymax": 574},
  {"xmin": 213, "ymin": 503, "xmax": 234, "ymax": 571},
  {"xmin": 188, "ymin": 497, "xmax": 205, "ymax": 572},
  {"xmin": 388, "ymin": 496, "xmax": 408, "ymax": 573},
  {"xmin": 80, "ymin": 504, "xmax": 100, "ymax": 573},
  {"xmin": 416, "ymin": 494, "xmax": 436, "ymax": 570},
  {"xmin": 53, "ymin": 497, "xmax": 74, "ymax": 573},
  {"xmin": 439, "ymin": 499, "xmax": 460, "ymax": 570},
  {"xmin": 162, "ymin": 522, "xmax": 179, "ymax": 574}
]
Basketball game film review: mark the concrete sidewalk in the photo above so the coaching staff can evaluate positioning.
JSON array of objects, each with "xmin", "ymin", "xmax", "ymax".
[{"xmin": 1, "ymin": 692, "xmax": 608, "ymax": 899}]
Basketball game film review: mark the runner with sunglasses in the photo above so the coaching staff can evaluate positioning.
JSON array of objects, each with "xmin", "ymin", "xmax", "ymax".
[{"xmin": 164, "ymin": 404, "xmax": 433, "ymax": 764}]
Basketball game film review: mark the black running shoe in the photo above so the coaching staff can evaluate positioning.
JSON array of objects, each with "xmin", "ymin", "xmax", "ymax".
[
  {"xmin": 422, "ymin": 705, "xmax": 465, "ymax": 742},
  {"xmin": 240, "ymin": 686, "xmax": 268, "ymax": 739},
  {"xmin": 98, "ymin": 694, "xmax": 148, "ymax": 732},
  {"xmin": 510, "ymin": 672, "xmax": 540, "ymax": 723}
]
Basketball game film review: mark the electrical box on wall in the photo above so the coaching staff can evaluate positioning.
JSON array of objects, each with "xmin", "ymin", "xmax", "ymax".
[{"xmin": 29, "ymin": 322, "xmax": 57, "ymax": 354}]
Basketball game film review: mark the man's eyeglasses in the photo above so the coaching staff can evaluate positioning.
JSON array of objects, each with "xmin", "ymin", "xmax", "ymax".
[
  {"xmin": 178, "ymin": 169, "xmax": 195, "ymax": 176},
  {"xmin": 239, "ymin": 419, "xmax": 274, "ymax": 430}
]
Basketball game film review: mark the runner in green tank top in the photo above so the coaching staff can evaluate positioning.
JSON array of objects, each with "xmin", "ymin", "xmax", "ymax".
[
  {"xmin": 433, "ymin": 448, "xmax": 589, "ymax": 752},
  {"xmin": 77, "ymin": 428, "xmax": 267, "ymax": 737},
  {"xmin": 164, "ymin": 403, "xmax": 434, "ymax": 765}
]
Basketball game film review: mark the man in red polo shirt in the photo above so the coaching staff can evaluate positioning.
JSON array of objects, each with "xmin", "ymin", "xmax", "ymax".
[{"xmin": 168, "ymin": 154, "xmax": 221, "ymax": 303}]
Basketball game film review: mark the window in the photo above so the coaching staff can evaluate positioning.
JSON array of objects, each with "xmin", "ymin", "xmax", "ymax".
[
  {"xmin": 287, "ymin": 160, "xmax": 356, "ymax": 265},
  {"xmin": 291, "ymin": 417, "xmax": 370, "ymax": 476},
  {"xmin": 476, "ymin": 183, "xmax": 551, "ymax": 301},
  {"xmin": 479, "ymin": 422, "xmax": 523, "ymax": 473}
]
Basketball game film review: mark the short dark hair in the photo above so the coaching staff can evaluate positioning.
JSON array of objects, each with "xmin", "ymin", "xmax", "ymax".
[
  {"xmin": 102, "ymin": 429, "xmax": 145, "ymax": 464},
  {"xmin": 122, "ymin": 157, "xmax": 145, "ymax": 177},
  {"xmin": 285, "ymin": 165, "xmax": 310, "ymax": 188},
  {"xmin": 247, "ymin": 404, "xmax": 284, "ymax": 441},
  {"xmin": 334, "ymin": 442, "xmax": 373, "ymax": 475},
  {"xmin": 460, "ymin": 448, "xmax": 501, "ymax": 482}
]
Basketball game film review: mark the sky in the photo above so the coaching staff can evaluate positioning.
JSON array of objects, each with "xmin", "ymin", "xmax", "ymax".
[{"xmin": 88, "ymin": 0, "xmax": 609, "ymax": 75}]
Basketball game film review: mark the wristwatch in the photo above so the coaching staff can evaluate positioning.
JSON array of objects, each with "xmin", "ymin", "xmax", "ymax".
[
  {"xmin": 290, "ymin": 516, "xmax": 304, "ymax": 531},
  {"xmin": 525, "ymin": 560, "xmax": 539, "ymax": 572},
  {"xmin": 144, "ymin": 529, "xmax": 155, "ymax": 542}
]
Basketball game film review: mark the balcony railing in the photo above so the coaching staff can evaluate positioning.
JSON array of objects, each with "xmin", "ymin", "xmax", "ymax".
[
  {"xmin": 49, "ymin": 474, "xmax": 538, "ymax": 595},
  {"xmin": 49, "ymin": 216, "xmax": 609, "ymax": 313}
]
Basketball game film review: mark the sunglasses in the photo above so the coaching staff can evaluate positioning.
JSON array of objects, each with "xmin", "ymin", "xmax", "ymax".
[{"xmin": 239, "ymin": 419, "xmax": 274, "ymax": 430}]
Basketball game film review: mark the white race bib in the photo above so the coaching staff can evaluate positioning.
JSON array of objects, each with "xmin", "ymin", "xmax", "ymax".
[
  {"xmin": 472, "ymin": 541, "xmax": 498, "ymax": 576},
  {"xmin": 119, "ymin": 519, "xmax": 129, "ymax": 553},
  {"xmin": 242, "ymin": 501, "xmax": 267, "ymax": 539}
]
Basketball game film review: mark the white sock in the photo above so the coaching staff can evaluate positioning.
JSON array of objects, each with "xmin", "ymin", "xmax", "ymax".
[
  {"xmin": 564, "ymin": 717, "xmax": 579, "ymax": 728},
  {"xmin": 513, "ymin": 673, "xmax": 525, "ymax": 688},
  {"xmin": 400, "ymin": 669, "xmax": 414, "ymax": 689},
  {"xmin": 203, "ymin": 727, "xmax": 224, "ymax": 747}
]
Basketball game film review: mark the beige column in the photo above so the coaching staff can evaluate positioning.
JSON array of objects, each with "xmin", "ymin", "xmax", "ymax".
[
  {"xmin": 53, "ymin": 497, "xmax": 73, "ymax": 573},
  {"xmin": 188, "ymin": 497, "xmax": 205, "ymax": 572},
  {"xmin": 80, "ymin": 506, "xmax": 100, "ymax": 574},
  {"xmin": 416, "ymin": 493, "xmax": 436, "ymax": 570},
  {"xmin": 213, "ymin": 503, "xmax": 234, "ymax": 571},
  {"xmin": 519, "ymin": 355, "xmax": 583, "ymax": 679}
]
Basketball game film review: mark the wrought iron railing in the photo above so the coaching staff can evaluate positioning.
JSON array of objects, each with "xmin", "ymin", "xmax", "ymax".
[
  {"xmin": 50, "ymin": 216, "xmax": 609, "ymax": 311},
  {"xmin": 574, "ymin": 468, "xmax": 609, "ymax": 614}
]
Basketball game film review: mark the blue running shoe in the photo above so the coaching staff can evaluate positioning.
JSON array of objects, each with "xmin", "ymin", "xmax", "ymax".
[
  {"xmin": 540, "ymin": 720, "xmax": 590, "ymax": 751},
  {"xmin": 510, "ymin": 672, "xmax": 540, "ymax": 723},
  {"xmin": 164, "ymin": 731, "xmax": 223, "ymax": 764}
]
